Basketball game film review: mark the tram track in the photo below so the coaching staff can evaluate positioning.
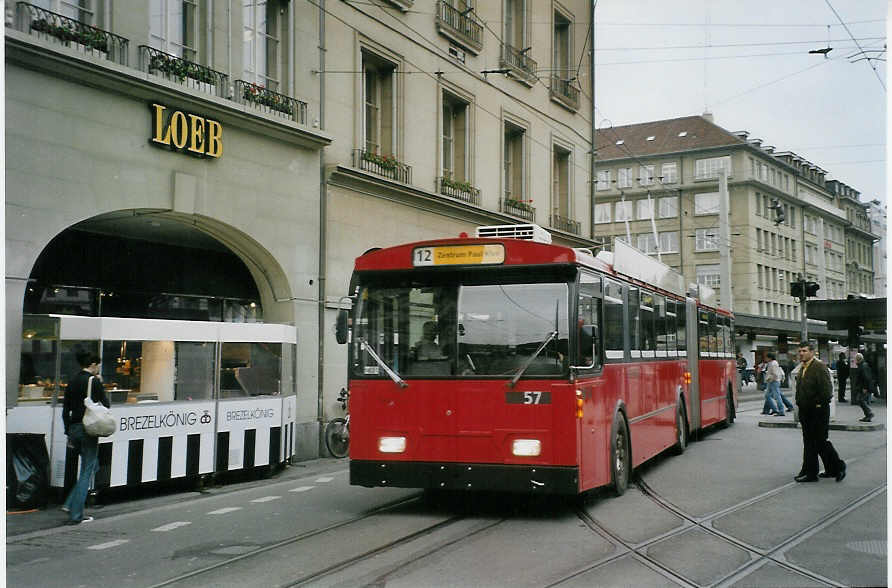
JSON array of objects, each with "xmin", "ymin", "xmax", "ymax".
[
  {"xmin": 558, "ymin": 467, "xmax": 886, "ymax": 588},
  {"xmin": 148, "ymin": 493, "xmax": 434, "ymax": 588}
]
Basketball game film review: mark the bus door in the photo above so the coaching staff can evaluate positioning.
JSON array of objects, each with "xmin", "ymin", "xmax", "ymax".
[
  {"xmin": 576, "ymin": 271, "xmax": 605, "ymax": 489},
  {"xmin": 685, "ymin": 297, "xmax": 701, "ymax": 430}
]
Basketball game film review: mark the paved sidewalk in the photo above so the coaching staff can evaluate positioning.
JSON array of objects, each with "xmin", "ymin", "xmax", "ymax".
[{"xmin": 5, "ymin": 457, "xmax": 348, "ymax": 539}]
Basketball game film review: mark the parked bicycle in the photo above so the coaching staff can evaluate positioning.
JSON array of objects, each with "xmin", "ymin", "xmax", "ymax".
[{"xmin": 324, "ymin": 388, "xmax": 350, "ymax": 458}]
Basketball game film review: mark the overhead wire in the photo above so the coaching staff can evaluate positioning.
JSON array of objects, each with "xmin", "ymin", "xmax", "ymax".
[{"xmin": 823, "ymin": 0, "xmax": 885, "ymax": 90}]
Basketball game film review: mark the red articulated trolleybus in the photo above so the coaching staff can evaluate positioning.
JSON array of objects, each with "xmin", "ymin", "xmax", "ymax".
[{"xmin": 335, "ymin": 224, "xmax": 737, "ymax": 496}]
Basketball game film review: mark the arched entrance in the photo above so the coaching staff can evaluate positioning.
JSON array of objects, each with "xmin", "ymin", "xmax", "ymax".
[
  {"xmin": 25, "ymin": 211, "xmax": 269, "ymax": 322},
  {"xmin": 11, "ymin": 210, "xmax": 300, "ymax": 491}
]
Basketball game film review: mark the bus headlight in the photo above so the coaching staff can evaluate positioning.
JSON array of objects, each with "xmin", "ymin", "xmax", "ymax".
[
  {"xmin": 378, "ymin": 436, "xmax": 407, "ymax": 453},
  {"xmin": 512, "ymin": 439, "xmax": 541, "ymax": 456}
]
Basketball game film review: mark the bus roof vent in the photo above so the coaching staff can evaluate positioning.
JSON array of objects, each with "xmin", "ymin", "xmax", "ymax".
[{"xmin": 476, "ymin": 224, "xmax": 552, "ymax": 244}]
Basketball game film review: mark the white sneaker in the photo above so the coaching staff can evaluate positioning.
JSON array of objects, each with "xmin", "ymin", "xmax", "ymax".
[
  {"xmin": 79, "ymin": 516, "xmax": 94, "ymax": 523},
  {"xmin": 60, "ymin": 505, "xmax": 70, "ymax": 513}
]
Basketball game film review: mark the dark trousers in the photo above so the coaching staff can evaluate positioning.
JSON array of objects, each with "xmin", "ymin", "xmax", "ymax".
[
  {"xmin": 799, "ymin": 405, "xmax": 842, "ymax": 477},
  {"xmin": 854, "ymin": 388, "xmax": 874, "ymax": 418},
  {"xmin": 838, "ymin": 377, "xmax": 847, "ymax": 401}
]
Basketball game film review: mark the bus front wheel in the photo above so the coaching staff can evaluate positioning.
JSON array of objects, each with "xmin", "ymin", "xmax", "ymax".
[
  {"xmin": 673, "ymin": 402, "xmax": 688, "ymax": 455},
  {"xmin": 611, "ymin": 414, "xmax": 631, "ymax": 496}
]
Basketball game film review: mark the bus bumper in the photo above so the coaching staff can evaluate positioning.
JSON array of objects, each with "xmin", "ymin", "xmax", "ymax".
[{"xmin": 350, "ymin": 460, "xmax": 579, "ymax": 494}]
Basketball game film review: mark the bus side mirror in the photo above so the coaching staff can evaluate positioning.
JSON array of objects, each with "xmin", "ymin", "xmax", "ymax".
[{"xmin": 335, "ymin": 309, "xmax": 349, "ymax": 344}]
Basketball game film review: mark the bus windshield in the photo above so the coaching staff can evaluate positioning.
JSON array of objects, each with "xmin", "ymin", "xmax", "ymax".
[{"xmin": 352, "ymin": 276, "xmax": 569, "ymax": 379}]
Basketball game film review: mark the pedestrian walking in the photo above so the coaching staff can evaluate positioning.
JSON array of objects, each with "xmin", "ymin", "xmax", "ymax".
[
  {"xmin": 736, "ymin": 352, "xmax": 749, "ymax": 384},
  {"xmin": 836, "ymin": 352, "xmax": 849, "ymax": 403},
  {"xmin": 794, "ymin": 342, "xmax": 845, "ymax": 483},
  {"xmin": 765, "ymin": 352, "xmax": 793, "ymax": 416},
  {"xmin": 852, "ymin": 353, "xmax": 876, "ymax": 423},
  {"xmin": 61, "ymin": 351, "xmax": 108, "ymax": 524}
]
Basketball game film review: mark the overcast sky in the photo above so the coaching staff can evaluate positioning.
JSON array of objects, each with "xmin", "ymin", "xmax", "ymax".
[{"xmin": 592, "ymin": 0, "xmax": 887, "ymax": 204}]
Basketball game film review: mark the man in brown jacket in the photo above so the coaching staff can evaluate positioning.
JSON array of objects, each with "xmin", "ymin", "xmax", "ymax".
[{"xmin": 795, "ymin": 342, "xmax": 845, "ymax": 483}]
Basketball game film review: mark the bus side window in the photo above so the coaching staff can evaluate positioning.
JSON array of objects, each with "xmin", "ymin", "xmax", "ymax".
[
  {"xmin": 640, "ymin": 291, "xmax": 656, "ymax": 354},
  {"xmin": 603, "ymin": 279, "xmax": 624, "ymax": 360},
  {"xmin": 698, "ymin": 309, "xmax": 709, "ymax": 356},
  {"xmin": 677, "ymin": 301, "xmax": 686, "ymax": 354},
  {"xmin": 655, "ymin": 295, "xmax": 668, "ymax": 354},
  {"xmin": 709, "ymin": 311, "xmax": 719, "ymax": 354},
  {"xmin": 628, "ymin": 287, "xmax": 640, "ymax": 357},
  {"xmin": 577, "ymin": 273, "xmax": 602, "ymax": 370}
]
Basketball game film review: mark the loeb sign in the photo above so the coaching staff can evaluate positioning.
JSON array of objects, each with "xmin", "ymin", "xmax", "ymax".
[{"xmin": 150, "ymin": 103, "xmax": 222, "ymax": 158}]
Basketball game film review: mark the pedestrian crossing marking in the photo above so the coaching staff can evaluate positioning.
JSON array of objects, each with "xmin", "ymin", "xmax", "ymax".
[
  {"xmin": 289, "ymin": 486, "xmax": 314, "ymax": 492},
  {"xmin": 250, "ymin": 496, "xmax": 281, "ymax": 503},
  {"xmin": 314, "ymin": 476, "xmax": 334, "ymax": 483},
  {"xmin": 88, "ymin": 539, "xmax": 130, "ymax": 550},
  {"xmin": 208, "ymin": 507, "xmax": 242, "ymax": 515},
  {"xmin": 152, "ymin": 521, "xmax": 192, "ymax": 532}
]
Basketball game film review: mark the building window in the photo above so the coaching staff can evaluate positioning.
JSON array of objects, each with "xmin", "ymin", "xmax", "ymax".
[
  {"xmin": 363, "ymin": 50, "xmax": 397, "ymax": 156},
  {"xmin": 661, "ymin": 163, "xmax": 677, "ymax": 184},
  {"xmin": 44, "ymin": 0, "xmax": 100, "ymax": 24},
  {"xmin": 695, "ymin": 228, "xmax": 719, "ymax": 251},
  {"xmin": 696, "ymin": 264, "xmax": 721, "ymax": 288},
  {"xmin": 659, "ymin": 231, "xmax": 679, "ymax": 253},
  {"xmin": 615, "ymin": 200, "xmax": 633, "ymax": 221},
  {"xmin": 757, "ymin": 264, "xmax": 763, "ymax": 289},
  {"xmin": 594, "ymin": 202, "xmax": 612, "ymax": 224},
  {"xmin": 637, "ymin": 233, "xmax": 657, "ymax": 254},
  {"xmin": 694, "ymin": 192, "xmax": 720, "ymax": 215},
  {"xmin": 151, "ymin": 0, "xmax": 201, "ymax": 60},
  {"xmin": 597, "ymin": 170, "xmax": 610, "ymax": 190},
  {"xmin": 617, "ymin": 167, "xmax": 633, "ymax": 188},
  {"xmin": 636, "ymin": 198, "xmax": 654, "ymax": 220},
  {"xmin": 639, "ymin": 165, "xmax": 655, "ymax": 186},
  {"xmin": 503, "ymin": 121, "xmax": 526, "ymax": 200},
  {"xmin": 694, "ymin": 155, "xmax": 731, "ymax": 180},
  {"xmin": 658, "ymin": 196, "xmax": 678, "ymax": 218},
  {"xmin": 442, "ymin": 91, "xmax": 469, "ymax": 182},
  {"xmin": 552, "ymin": 145, "xmax": 571, "ymax": 219},
  {"xmin": 552, "ymin": 8, "xmax": 571, "ymax": 82},
  {"xmin": 504, "ymin": 0, "xmax": 526, "ymax": 50},
  {"xmin": 243, "ymin": 1, "xmax": 283, "ymax": 91}
]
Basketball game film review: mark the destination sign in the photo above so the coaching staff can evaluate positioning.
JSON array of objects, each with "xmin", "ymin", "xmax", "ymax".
[{"xmin": 412, "ymin": 244, "xmax": 505, "ymax": 267}]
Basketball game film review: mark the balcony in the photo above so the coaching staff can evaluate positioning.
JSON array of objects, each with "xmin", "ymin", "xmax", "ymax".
[
  {"xmin": 139, "ymin": 45, "xmax": 228, "ymax": 98},
  {"xmin": 549, "ymin": 75, "xmax": 579, "ymax": 111},
  {"xmin": 353, "ymin": 149, "xmax": 412, "ymax": 184},
  {"xmin": 550, "ymin": 213, "xmax": 580, "ymax": 235},
  {"xmin": 500, "ymin": 197, "xmax": 536, "ymax": 222},
  {"xmin": 437, "ymin": 176, "xmax": 480, "ymax": 205},
  {"xmin": 435, "ymin": 1, "xmax": 483, "ymax": 54},
  {"xmin": 15, "ymin": 2, "xmax": 129, "ymax": 65},
  {"xmin": 234, "ymin": 80, "xmax": 307, "ymax": 125},
  {"xmin": 500, "ymin": 43, "xmax": 538, "ymax": 86}
]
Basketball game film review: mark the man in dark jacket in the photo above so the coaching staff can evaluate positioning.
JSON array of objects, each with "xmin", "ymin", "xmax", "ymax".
[
  {"xmin": 853, "ymin": 353, "xmax": 875, "ymax": 423},
  {"xmin": 836, "ymin": 352, "xmax": 849, "ymax": 403},
  {"xmin": 61, "ymin": 351, "xmax": 109, "ymax": 524},
  {"xmin": 794, "ymin": 342, "xmax": 845, "ymax": 483}
]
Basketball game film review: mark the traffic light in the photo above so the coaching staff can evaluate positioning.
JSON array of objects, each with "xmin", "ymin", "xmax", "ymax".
[
  {"xmin": 769, "ymin": 198, "xmax": 785, "ymax": 225},
  {"xmin": 805, "ymin": 281, "xmax": 820, "ymax": 297},
  {"xmin": 790, "ymin": 281, "xmax": 804, "ymax": 299}
]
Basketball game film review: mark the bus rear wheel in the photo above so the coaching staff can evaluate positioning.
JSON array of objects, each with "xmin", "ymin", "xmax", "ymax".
[
  {"xmin": 611, "ymin": 415, "xmax": 630, "ymax": 496},
  {"xmin": 673, "ymin": 402, "xmax": 688, "ymax": 455}
]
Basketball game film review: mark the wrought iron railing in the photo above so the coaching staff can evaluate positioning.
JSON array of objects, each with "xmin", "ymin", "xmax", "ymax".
[
  {"xmin": 550, "ymin": 75, "xmax": 579, "ymax": 109},
  {"xmin": 234, "ymin": 80, "xmax": 307, "ymax": 124},
  {"xmin": 501, "ymin": 197, "xmax": 536, "ymax": 222},
  {"xmin": 436, "ymin": 1, "xmax": 483, "ymax": 51},
  {"xmin": 353, "ymin": 149, "xmax": 412, "ymax": 184},
  {"xmin": 16, "ymin": 2, "xmax": 129, "ymax": 65},
  {"xmin": 437, "ymin": 176, "xmax": 480, "ymax": 205},
  {"xmin": 500, "ymin": 42, "xmax": 538, "ymax": 84},
  {"xmin": 550, "ymin": 213, "xmax": 580, "ymax": 235},
  {"xmin": 139, "ymin": 45, "xmax": 228, "ymax": 98}
]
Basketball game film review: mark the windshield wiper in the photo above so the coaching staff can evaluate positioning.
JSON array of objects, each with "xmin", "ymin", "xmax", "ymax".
[
  {"xmin": 359, "ymin": 337, "xmax": 408, "ymax": 389},
  {"xmin": 508, "ymin": 330, "xmax": 558, "ymax": 388}
]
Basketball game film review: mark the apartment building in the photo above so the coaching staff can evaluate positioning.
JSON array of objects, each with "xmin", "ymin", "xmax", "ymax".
[
  {"xmin": 593, "ymin": 115, "xmax": 880, "ymax": 327},
  {"xmin": 6, "ymin": 1, "xmax": 595, "ymax": 460},
  {"xmin": 867, "ymin": 198, "xmax": 887, "ymax": 297}
]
